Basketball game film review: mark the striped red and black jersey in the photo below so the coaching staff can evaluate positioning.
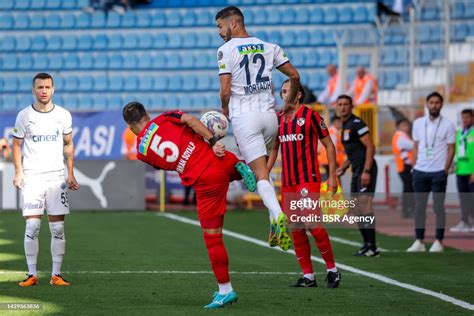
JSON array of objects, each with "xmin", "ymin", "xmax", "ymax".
[{"xmin": 277, "ymin": 105, "xmax": 329, "ymax": 187}]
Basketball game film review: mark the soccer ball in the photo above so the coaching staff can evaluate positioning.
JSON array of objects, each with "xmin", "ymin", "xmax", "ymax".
[{"xmin": 200, "ymin": 111, "xmax": 229, "ymax": 139}]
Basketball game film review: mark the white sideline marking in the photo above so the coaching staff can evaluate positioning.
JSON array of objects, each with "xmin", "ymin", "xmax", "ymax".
[
  {"xmin": 0, "ymin": 270, "xmax": 308, "ymax": 276},
  {"xmin": 159, "ymin": 212, "xmax": 474, "ymax": 311},
  {"xmin": 328, "ymin": 236, "xmax": 402, "ymax": 252}
]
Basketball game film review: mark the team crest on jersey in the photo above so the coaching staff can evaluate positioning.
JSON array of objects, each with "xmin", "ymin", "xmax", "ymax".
[
  {"xmin": 297, "ymin": 118, "xmax": 305, "ymax": 126},
  {"xmin": 218, "ymin": 50, "xmax": 223, "ymax": 61},
  {"xmin": 238, "ymin": 44, "xmax": 264, "ymax": 55},
  {"xmin": 139, "ymin": 123, "xmax": 159, "ymax": 155},
  {"xmin": 300, "ymin": 188, "xmax": 309, "ymax": 197},
  {"xmin": 320, "ymin": 119, "xmax": 327, "ymax": 130},
  {"xmin": 343, "ymin": 129, "xmax": 350, "ymax": 141}
]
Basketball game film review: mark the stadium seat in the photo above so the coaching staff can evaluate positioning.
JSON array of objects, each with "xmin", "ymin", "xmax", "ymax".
[
  {"xmin": 421, "ymin": 7, "xmax": 439, "ymax": 21},
  {"xmin": 168, "ymin": 76, "xmax": 181, "ymax": 91},
  {"xmin": 152, "ymin": 54, "xmax": 167, "ymax": 69},
  {"xmin": 79, "ymin": 53, "xmax": 94, "ymax": 69},
  {"xmin": 196, "ymin": 10, "xmax": 213, "ymax": 26},
  {"xmin": 382, "ymin": 49, "xmax": 396, "ymax": 66},
  {"xmin": 267, "ymin": 30, "xmax": 281, "ymax": 44},
  {"xmin": 30, "ymin": 0, "xmax": 46, "ymax": 9},
  {"xmin": 61, "ymin": 0, "xmax": 77, "ymax": 10},
  {"xmin": 252, "ymin": 9, "xmax": 267, "ymax": 25},
  {"xmin": 123, "ymin": 54, "xmax": 138, "ymax": 69},
  {"xmin": 138, "ymin": 76, "xmax": 154, "ymax": 91},
  {"xmin": 17, "ymin": 76, "xmax": 30, "ymax": 91},
  {"xmin": 182, "ymin": 33, "xmax": 197, "ymax": 48},
  {"xmin": 280, "ymin": 7, "xmax": 295, "ymax": 24},
  {"xmin": 309, "ymin": 30, "xmax": 324, "ymax": 46},
  {"xmin": 1, "ymin": 36, "xmax": 16, "ymax": 51},
  {"xmin": 109, "ymin": 53, "xmax": 123, "ymax": 69},
  {"xmin": 45, "ymin": 13, "xmax": 61, "ymax": 29},
  {"xmin": 304, "ymin": 50, "xmax": 318, "ymax": 67},
  {"xmin": 318, "ymin": 50, "xmax": 332, "ymax": 67},
  {"xmin": 194, "ymin": 54, "xmax": 210, "ymax": 69},
  {"xmin": 76, "ymin": 13, "xmax": 91, "ymax": 28},
  {"xmin": 64, "ymin": 54, "xmax": 79, "ymax": 69},
  {"xmin": 295, "ymin": 30, "xmax": 310, "ymax": 46},
  {"xmin": 48, "ymin": 54, "xmax": 64, "ymax": 70},
  {"xmin": 281, "ymin": 30, "xmax": 296, "ymax": 47},
  {"xmin": 3, "ymin": 77, "xmax": 18, "ymax": 92},
  {"xmin": 137, "ymin": 33, "xmax": 153, "ymax": 49},
  {"xmin": 78, "ymin": 76, "xmax": 94, "ymax": 91},
  {"xmin": 79, "ymin": 95, "xmax": 93, "ymax": 109},
  {"xmin": 135, "ymin": 10, "xmax": 151, "ymax": 27},
  {"xmin": 108, "ymin": 34, "xmax": 123, "ymax": 49},
  {"xmin": 18, "ymin": 55, "xmax": 33, "ymax": 70},
  {"xmin": 453, "ymin": 2, "xmax": 464, "ymax": 19},
  {"xmin": 353, "ymin": 6, "xmax": 368, "ymax": 23},
  {"xmin": 33, "ymin": 55, "xmax": 49, "ymax": 70},
  {"xmin": 78, "ymin": 34, "xmax": 93, "ymax": 50},
  {"xmin": 2, "ymin": 95, "xmax": 19, "ymax": 111},
  {"xmin": 106, "ymin": 12, "xmax": 121, "ymax": 28},
  {"xmin": 154, "ymin": 33, "xmax": 168, "ymax": 48},
  {"xmin": 14, "ymin": 15, "xmax": 30, "ymax": 30},
  {"xmin": 309, "ymin": 7, "xmax": 324, "ymax": 24},
  {"xmin": 0, "ymin": 0, "xmax": 14, "ymax": 9},
  {"xmin": 15, "ymin": 36, "xmax": 31, "ymax": 51},
  {"xmin": 150, "ymin": 11, "xmax": 166, "ymax": 27},
  {"xmin": 107, "ymin": 95, "xmax": 123, "ymax": 109},
  {"xmin": 90, "ymin": 11, "xmax": 106, "ymax": 28},
  {"xmin": 122, "ymin": 12, "xmax": 136, "ymax": 28},
  {"xmin": 348, "ymin": 54, "xmax": 359, "ymax": 67},
  {"xmin": 1, "ymin": 54, "xmax": 16, "ymax": 70},
  {"xmin": 167, "ymin": 54, "xmax": 181, "ymax": 68},
  {"xmin": 64, "ymin": 76, "xmax": 79, "ymax": 91},
  {"xmin": 48, "ymin": 35, "xmax": 62, "ymax": 50},
  {"xmin": 192, "ymin": 95, "xmax": 206, "ymax": 108},
  {"xmin": 137, "ymin": 54, "xmax": 152, "ymax": 69},
  {"xmin": 338, "ymin": 7, "xmax": 353, "ymax": 24},
  {"xmin": 154, "ymin": 76, "xmax": 168, "ymax": 91},
  {"xmin": 266, "ymin": 8, "xmax": 281, "ymax": 24},
  {"xmin": 164, "ymin": 95, "xmax": 179, "ymax": 108},
  {"xmin": 166, "ymin": 11, "xmax": 181, "ymax": 27},
  {"xmin": 18, "ymin": 94, "xmax": 33, "ymax": 107},
  {"xmin": 168, "ymin": 33, "xmax": 182, "ymax": 48},
  {"xmin": 93, "ymin": 95, "xmax": 108, "ymax": 110},
  {"xmin": 60, "ymin": 13, "xmax": 76, "ymax": 28},
  {"xmin": 182, "ymin": 75, "xmax": 197, "ymax": 91},
  {"xmin": 196, "ymin": 74, "xmax": 212, "ymax": 90},
  {"xmin": 290, "ymin": 50, "xmax": 305, "ymax": 67},
  {"xmin": 109, "ymin": 77, "xmax": 123, "ymax": 91},
  {"xmin": 94, "ymin": 76, "xmax": 108, "ymax": 91},
  {"xmin": 181, "ymin": 53, "xmax": 195, "ymax": 68},
  {"xmin": 92, "ymin": 34, "xmax": 107, "ymax": 50},
  {"xmin": 182, "ymin": 10, "xmax": 196, "ymax": 26},
  {"xmin": 15, "ymin": 0, "xmax": 30, "ymax": 9},
  {"xmin": 211, "ymin": 33, "xmax": 223, "ymax": 47},
  {"xmin": 123, "ymin": 33, "xmax": 139, "ymax": 49},
  {"xmin": 123, "ymin": 76, "xmax": 139, "ymax": 91},
  {"xmin": 46, "ymin": 0, "xmax": 61, "ymax": 9},
  {"xmin": 323, "ymin": 32, "xmax": 336, "ymax": 46},
  {"xmin": 242, "ymin": 9, "xmax": 254, "ymax": 25},
  {"xmin": 454, "ymin": 24, "xmax": 469, "ymax": 42},
  {"xmin": 0, "ymin": 14, "xmax": 14, "ymax": 29},
  {"xmin": 94, "ymin": 53, "xmax": 108, "ymax": 68}
]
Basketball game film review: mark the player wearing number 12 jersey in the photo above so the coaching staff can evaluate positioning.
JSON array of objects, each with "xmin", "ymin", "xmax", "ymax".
[
  {"xmin": 216, "ymin": 6, "xmax": 301, "ymax": 250},
  {"xmin": 122, "ymin": 102, "xmax": 257, "ymax": 309}
]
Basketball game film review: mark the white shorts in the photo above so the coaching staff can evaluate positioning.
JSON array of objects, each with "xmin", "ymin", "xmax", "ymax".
[
  {"xmin": 231, "ymin": 111, "xmax": 278, "ymax": 164},
  {"xmin": 21, "ymin": 177, "xmax": 70, "ymax": 217}
]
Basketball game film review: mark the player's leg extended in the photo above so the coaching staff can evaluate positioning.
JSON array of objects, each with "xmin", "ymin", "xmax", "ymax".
[
  {"xmin": 309, "ymin": 226, "xmax": 341, "ymax": 288},
  {"xmin": 20, "ymin": 215, "xmax": 41, "ymax": 287},
  {"xmin": 290, "ymin": 229, "xmax": 316, "ymax": 287}
]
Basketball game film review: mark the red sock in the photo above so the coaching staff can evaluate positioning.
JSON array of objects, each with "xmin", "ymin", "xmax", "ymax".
[
  {"xmin": 203, "ymin": 232, "xmax": 230, "ymax": 283},
  {"xmin": 310, "ymin": 227, "xmax": 336, "ymax": 270},
  {"xmin": 291, "ymin": 229, "xmax": 313, "ymax": 275}
]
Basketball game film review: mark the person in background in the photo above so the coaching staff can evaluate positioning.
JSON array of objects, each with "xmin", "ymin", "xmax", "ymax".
[
  {"xmin": 392, "ymin": 119, "xmax": 415, "ymax": 218},
  {"xmin": 450, "ymin": 108, "xmax": 474, "ymax": 232},
  {"xmin": 122, "ymin": 126, "xmax": 137, "ymax": 160},
  {"xmin": 318, "ymin": 64, "xmax": 344, "ymax": 107},
  {"xmin": 0, "ymin": 138, "xmax": 12, "ymax": 162},
  {"xmin": 318, "ymin": 115, "xmax": 345, "ymax": 178},
  {"xmin": 347, "ymin": 66, "xmax": 378, "ymax": 107}
]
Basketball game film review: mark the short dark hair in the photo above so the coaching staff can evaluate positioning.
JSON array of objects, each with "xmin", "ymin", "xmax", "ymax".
[
  {"xmin": 396, "ymin": 118, "xmax": 409, "ymax": 127},
  {"xmin": 32, "ymin": 73, "xmax": 54, "ymax": 86},
  {"xmin": 215, "ymin": 6, "xmax": 244, "ymax": 22},
  {"xmin": 123, "ymin": 102, "xmax": 148, "ymax": 124},
  {"xmin": 461, "ymin": 108, "xmax": 473, "ymax": 116},
  {"xmin": 426, "ymin": 91, "xmax": 443, "ymax": 103},
  {"xmin": 330, "ymin": 115, "xmax": 341, "ymax": 123},
  {"xmin": 280, "ymin": 79, "xmax": 306, "ymax": 103},
  {"xmin": 336, "ymin": 94, "xmax": 353, "ymax": 104}
]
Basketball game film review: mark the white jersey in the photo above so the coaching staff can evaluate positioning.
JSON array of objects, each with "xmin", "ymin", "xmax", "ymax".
[
  {"xmin": 13, "ymin": 104, "xmax": 72, "ymax": 178},
  {"xmin": 217, "ymin": 37, "xmax": 289, "ymax": 118}
]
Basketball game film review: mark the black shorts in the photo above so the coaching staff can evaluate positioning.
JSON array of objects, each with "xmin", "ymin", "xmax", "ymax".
[{"xmin": 351, "ymin": 162, "xmax": 378, "ymax": 194}]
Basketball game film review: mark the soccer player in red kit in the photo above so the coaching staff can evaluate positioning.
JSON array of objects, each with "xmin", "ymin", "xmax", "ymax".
[
  {"xmin": 122, "ymin": 102, "xmax": 257, "ymax": 309},
  {"xmin": 268, "ymin": 80, "xmax": 341, "ymax": 288}
]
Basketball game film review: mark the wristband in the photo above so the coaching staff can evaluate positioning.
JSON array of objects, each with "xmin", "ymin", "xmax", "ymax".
[{"xmin": 209, "ymin": 135, "xmax": 219, "ymax": 147}]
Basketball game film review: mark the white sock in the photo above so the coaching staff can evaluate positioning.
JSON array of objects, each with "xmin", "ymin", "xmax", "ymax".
[
  {"xmin": 49, "ymin": 221, "xmax": 65, "ymax": 276},
  {"xmin": 327, "ymin": 267, "xmax": 338, "ymax": 273},
  {"xmin": 218, "ymin": 282, "xmax": 233, "ymax": 295},
  {"xmin": 303, "ymin": 273, "xmax": 315, "ymax": 281},
  {"xmin": 257, "ymin": 180, "xmax": 282, "ymax": 220},
  {"xmin": 24, "ymin": 218, "xmax": 41, "ymax": 276}
]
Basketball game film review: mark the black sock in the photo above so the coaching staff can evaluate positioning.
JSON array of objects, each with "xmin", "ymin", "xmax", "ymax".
[
  {"xmin": 365, "ymin": 213, "xmax": 377, "ymax": 250},
  {"xmin": 357, "ymin": 221, "xmax": 368, "ymax": 246}
]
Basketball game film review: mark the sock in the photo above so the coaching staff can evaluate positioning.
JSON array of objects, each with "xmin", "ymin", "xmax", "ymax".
[
  {"xmin": 49, "ymin": 221, "xmax": 65, "ymax": 276},
  {"xmin": 218, "ymin": 282, "xmax": 233, "ymax": 295},
  {"xmin": 303, "ymin": 273, "xmax": 315, "ymax": 281},
  {"xmin": 203, "ymin": 232, "xmax": 230, "ymax": 284},
  {"xmin": 365, "ymin": 213, "xmax": 377, "ymax": 250},
  {"xmin": 24, "ymin": 218, "xmax": 41, "ymax": 276},
  {"xmin": 291, "ymin": 229, "xmax": 313, "ymax": 275},
  {"xmin": 357, "ymin": 221, "xmax": 368, "ymax": 246},
  {"xmin": 310, "ymin": 227, "xmax": 336, "ymax": 270},
  {"xmin": 257, "ymin": 180, "xmax": 282, "ymax": 220},
  {"xmin": 327, "ymin": 267, "xmax": 338, "ymax": 273}
]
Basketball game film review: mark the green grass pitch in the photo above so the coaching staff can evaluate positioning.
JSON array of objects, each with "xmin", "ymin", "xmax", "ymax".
[{"xmin": 0, "ymin": 210, "xmax": 472, "ymax": 315}]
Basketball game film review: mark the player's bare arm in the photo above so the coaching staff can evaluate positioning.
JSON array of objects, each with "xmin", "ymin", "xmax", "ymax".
[
  {"xmin": 181, "ymin": 113, "xmax": 226, "ymax": 157},
  {"xmin": 63, "ymin": 133, "xmax": 80, "ymax": 190},
  {"xmin": 267, "ymin": 141, "xmax": 280, "ymax": 171},
  {"xmin": 277, "ymin": 63, "xmax": 300, "ymax": 110},
  {"xmin": 320, "ymin": 135, "xmax": 338, "ymax": 194},
  {"xmin": 359, "ymin": 134, "xmax": 375, "ymax": 187},
  {"xmin": 336, "ymin": 160, "xmax": 351, "ymax": 176},
  {"xmin": 12, "ymin": 137, "xmax": 24, "ymax": 188},
  {"xmin": 219, "ymin": 74, "xmax": 232, "ymax": 118},
  {"xmin": 412, "ymin": 140, "xmax": 419, "ymax": 168},
  {"xmin": 445, "ymin": 143, "xmax": 455, "ymax": 175}
]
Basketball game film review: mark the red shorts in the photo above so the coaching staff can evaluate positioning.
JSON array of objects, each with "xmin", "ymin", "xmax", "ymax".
[
  {"xmin": 281, "ymin": 182, "xmax": 321, "ymax": 229},
  {"xmin": 194, "ymin": 151, "xmax": 241, "ymax": 229}
]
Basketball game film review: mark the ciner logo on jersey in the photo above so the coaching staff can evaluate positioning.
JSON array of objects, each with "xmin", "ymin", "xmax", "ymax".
[
  {"xmin": 32, "ymin": 129, "xmax": 60, "ymax": 142},
  {"xmin": 238, "ymin": 44, "xmax": 264, "ymax": 55},
  {"xmin": 279, "ymin": 134, "xmax": 304, "ymax": 142}
]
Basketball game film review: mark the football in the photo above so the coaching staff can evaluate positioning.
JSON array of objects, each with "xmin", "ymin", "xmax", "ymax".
[{"xmin": 200, "ymin": 111, "xmax": 229, "ymax": 139}]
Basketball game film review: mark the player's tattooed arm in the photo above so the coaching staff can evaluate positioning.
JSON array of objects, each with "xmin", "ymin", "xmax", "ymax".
[
  {"xmin": 12, "ymin": 137, "xmax": 24, "ymax": 188},
  {"xmin": 219, "ymin": 74, "xmax": 232, "ymax": 118},
  {"xmin": 181, "ymin": 114, "xmax": 226, "ymax": 156},
  {"xmin": 63, "ymin": 133, "xmax": 80, "ymax": 190}
]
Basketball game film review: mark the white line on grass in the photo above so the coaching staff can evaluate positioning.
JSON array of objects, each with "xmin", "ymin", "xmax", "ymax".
[
  {"xmin": 0, "ymin": 270, "xmax": 304, "ymax": 275},
  {"xmin": 158, "ymin": 212, "xmax": 474, "ymax": 311},
  {"xmin": 328, "ymin": 236, "xmax": 402, "ymax": 252}
]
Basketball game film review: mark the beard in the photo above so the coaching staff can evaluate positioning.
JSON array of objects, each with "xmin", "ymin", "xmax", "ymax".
[{"xmin": 429, "ymin": 108, "xmax": 440, "ymax": 118}]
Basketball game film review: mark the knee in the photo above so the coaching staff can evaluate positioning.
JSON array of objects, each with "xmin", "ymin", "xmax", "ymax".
[
  {"xmin": 25, "ymin": 218, "xmax": 41, "ymax": 239},
  {"xmin": 49, "ymin": 221, "xmax": 65, "ymax": 239}
]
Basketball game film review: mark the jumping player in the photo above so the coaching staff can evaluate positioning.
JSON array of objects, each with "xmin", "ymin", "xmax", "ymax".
[{"xmin": 122, "ymin": 102, "xmax": 256, "ymax": 309}]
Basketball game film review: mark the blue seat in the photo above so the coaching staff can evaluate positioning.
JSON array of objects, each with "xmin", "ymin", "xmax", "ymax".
[
  {"xmin": 3, "ymin": 77, "xmax": 18, "ymax": 92},
  {"xmin": 109, "ymin": 53, "xmax": 123, "ymax": 69},
  {"xmin": 15, "ymin": 36, "xmax": 31, "ymax": 51},
  {"xmin": 267, "ymin": 30, "xmax": 281, "ymax": 44},
  {"xmin": 123, "ymin": 76, "xmax": 139, "ymax": 91},
  {"xmin": 18, "ymin": 55, "xmax": 33, "ymax": 70},
  {"xmin": 79, "ymin": 95, "xmax": 93, "ymax": 109},
  {"xmin": 196, "ymin": 74, "xmax": 212, "ymax": 90},
  {"xmin": 0, "ymin": 14, "xmax": 14, "ymax": 29},
  {"xmin": 151, "ymin": 11, "xmax": 166, "ymax": 27},
  {"xmin": 182, "ymin": 33, "xmax": 197, "ymax": 48},
  {"xmin": 78, "ymin": 76, "xmax": 93, "ymax": 91},
  {"xmin": 154, "ymin": 33, "xmax": 168, "ymax": 48},
  {"xmin": 195, "ymin": 32, "xmax": 211, "ymax": 48},
  {"xmin": 79, "ymin": 53, "xmax": 94, "ymax": 69},
  {"xmin": 290, "ymin": 50, "xmax": 305, "ymax": 67},
  {"xmin": 30, "ymin": 14, "xmax": 44, "ymax": 28},
  {"xmin": 137, "ymin": 54, "xmax": 152, "ymax": 69},
  {"xmin": 348, "ymin": 54, "xmax": 359, "ymax": 67},
  {"xmin": 182, "ymin": 75, "xmax": 196, "ymax": 91},
  {"xmin": 353, "ymin": 6, "xmax": 368, "ymax": 23},
  {"xmin": 266, "ymin": 8, "xmax": 281, "ymax": 24},
  {"xmin": 196, "ymin": 10, "xmax": 212, "ymax": 26},
  {"xmin": 123, "ymin": 33, "xmax": 138, "ymax": 49},
  {"xmin": 430, "ymin": 26, "xmax": 441, "ymax": 42},
  {"xmin": 358, "ymin": 54, "xmax": 371, "ymax": 67},
  {"xmin": 78, "ymin": 34, "xmax": 93, "ymax": 50},
  {"xmin": 109, "ymin": 77, "xmax": 123, "ymax": 91},
  {"xmin": 1, "ymin": 54, "xmax": 16, "ymax": 70},
  {"xmin": 454, "ymin": 24, "xmax": 469, "ymax": 42},
  {"xmin": 154, "ymin": 76, "xmax": 168, "ymax": 91},
  {"xmin": 304, "ymin": 51, "xmax": 318, "ymax": 67},
  {"xmin": 295, "ymin": 30, "xmax": 310, "ymax": 46},
  {"xmin": 90, "ymin": 11, "xmax": 106, "ymax": 28},
  {"xmin": 30, "ymin": 0, "xmax": 45, "ymax": 9},
  {"xmin": 18, "ymin": 94, "xmax": 33, "ymax": 107},
  {"xmin": 93, "ymin": 95, "xmax": 108, "ymax": 110},
  {"xmin": 107, "ymin": 95, "xmax": 123, "ymax": 110},
  {"xmin": 108, "ymin": 34, "xmax": 122, "ymax": 49},
  {"xmin": 123, "ymin": 54, "xmax": 138, "ymax": 69},
  {"xmin": 323, "ymin": 32, "xmax": 336, "ymax": 46},
  {"xmin": 294, "ymin": 7, "xmax": 309, "ymax": 24},
  {"xmin": 48, "ymin": 35, "xmax": 62, "ymax": 50},
  {"xmin": 93, "ymin": 34, "xmax": 108, "ymax": 50},
  {"xmin": 2, "ymin": 95, "xmax": 19, "ymax": 111},
  {"xmin": 45, "ymin": 13, "xmax": 61, "ymax": 28},
  {"xmin": 152, "ymin": 54, "xmax": 166, "ymax": 69},
  {"xmin": 14, "ymin": 0, "xmax": 30, "ymax": 9},
  {"xmin": 61, "ymin": 0, "xmax": 77, "ymax": 9},
  {"xmin": 194, "ymin": 54, "xmax": 210, "ymax": 69},
  {"xmin": 166, "ymin": 54, "xmax": 180, "ymax": 68},
  {"xmin": 138, "ymin": 76, "xmax": 154, "ymax": 91},
  {"xmin": 252, "ymin": 9, "xmax": 267, "ymax": 25},
  {"xmin": 324, "ymin": 7, "xmax": 338, "ymax": 24},
  {"xmin": 137, "ymin": 33, "xmax": 153, "ymax": 49},
  {"xmin": 182, "ymin": 11, "xmax": 196, "ymax": 26},
  {"xmin": 422, "ymin": 7, "xmax": 439, "ymax": 20},
  {"xmin": 135, "ymin": 10, "xmax": 151, "ymax": 27},
  {"xmin": 106, "ymin": 12, "xmax": 121, "ymax": 28},
  {"xmin": 192, "ymin": 95, "xmax": 206, "ymax": 108},
  {"xmin": 94, "ymin": 53, "xmax": 108, "ymax": 68},
  {"xmin": 94, "ymin": 76, "xmax": 108, "ymax": 91},
  {"xmin": 166, "ymin": 11, "xmax": 181, "ymax": 27},
  {"xmin": 338, "ymin": 7, "xmax": 353, "ymax": 23},
  {"xmin": 382, "ymin": 49, "xmax": 396, "ymax": 65},
  {"xmin": 18, "ymin": 76, "xmax": 31, "ymax": 91},
  {"xmin": 33, "ymin": 55, "xmax": 49, "ymax": 69},
  {"xmin": 164, "ymin": 95, "xmax": 179, "ymax": 108},
  {"xmin": 46, "ymin": 0, "xmax": 61, "ymax": 9},
  {"xmin": 467, "ymin": 1, "xmax": 474, "ymax": 18},
  {"xmin": 452, "ymin": 2, "xmax": 464, "ymax": 19},
  {"xmin": 181, "ymin": 53, "xmax": 195, "ymax": 68},
  {"xmin": 1, "ymin": 36, "xmax": 16, "ymax": 51},
  {"xmin": 309, "ymin": 30, "xmax": 324, "ymax": 46},
  {"xmin": 177, "ymin": 95, "xmax": 191, "ymax": 109},
  {"xmin": 0, "ymin": 0, "xmax": 14, "ymax": 9},
  {"xmin": 281, "ymin": 30, "xmax": 296, "ymax": 47},
  {"xmin": 76, "ymin": 13, "xmax": 91, "ymax": 28},
  {"xmin": 64, "ymin": 76, "xmax": 79, "ymax": 91},
  {"xmin": 48, "ymin": 54, "xmax": 64, "ymax": 70},
  {"xmin": 318, "ymin": 50, "xmax": 332, "ymax": 67},
  {"xmin": 309, "ymin": 7, "xmax": 324, "ymax": 24},
  {"xmin": 168, "ymin": 33, "xmax": 182, "ymax": 48},
  {"xmin": 14, "ymin": 15, "xmax": 29, "ymax": 29},
  {"xmin": 64, "ymin": 54, "xmax": 79, "ymax": 69},
  {"xmin": 60, "ymin": 13, "xmax": 76, "ymax": 28},
  {"xmin": 122, "ymin": 12, "xmax": 136, "ymax": 28},
  {"xmin": 280, "ymin": 7, "xmax": 295, "ymax": 24},
  {"xmin": 168, "ymin": 76, "xmax": 181, "ymax": 91}
]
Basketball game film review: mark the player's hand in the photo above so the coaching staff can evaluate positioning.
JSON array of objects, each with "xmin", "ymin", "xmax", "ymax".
[
  {"xmin": 13, "ymin": 172, "xmax": 24, "ymax": 189},
  {"xmin": 361, "ymin": 172, "xmax": 371, "ymax": 187},
  {"xmin": 221, "ymin": 107, "xmax": 229, "ymax": 119},
  {"xmin": 67, "ymin": 174, "xmax": 80, "ymax": 191},
  {"xmin": 470, "ymin": 174, "xmax": 474, "ymax": 184},
  {"xmin": 336, "ymin": 166, "xmax": 345, "ymax": 176},
  {"xmin": 212, "ymin": 141, "xmax": 226, "ymax": 157},
  {"xmin": 327, "ymin": 174, "xmax": 338, "ymax": 196}
]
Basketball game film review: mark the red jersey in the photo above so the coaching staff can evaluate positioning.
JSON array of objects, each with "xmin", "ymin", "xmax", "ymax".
[
  {"xmin": 136, "ymin": 110, "xmax": 214, "ymax": 186},
  {"xmin": 277, "ymin": 105, "xmax": 329, "ymax": 186}
]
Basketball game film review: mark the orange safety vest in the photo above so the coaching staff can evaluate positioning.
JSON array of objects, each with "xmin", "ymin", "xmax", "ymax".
[
  {"xmin": 318, "ymin": 126, "xmax": 345, "ymax": 167},
  {"xmin": 391, "ymin": 130, "xmax": 413, "ymax": 173},
  {"xmin": 353, "ymin": 74, "xmax": 378, "ymax": 105},
  {"xmin": 122, "ymin": 127, "xmax": 137, "ymax": 160}
]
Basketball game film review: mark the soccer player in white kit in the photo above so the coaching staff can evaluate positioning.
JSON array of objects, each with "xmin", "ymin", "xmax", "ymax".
[
  {"xmin": 215, "ymin": 6, "xmax": 301, "ymax": 250},
  {"xmin": 12, "ymin": 73, "xmax": 80, "ymax": 287}
]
